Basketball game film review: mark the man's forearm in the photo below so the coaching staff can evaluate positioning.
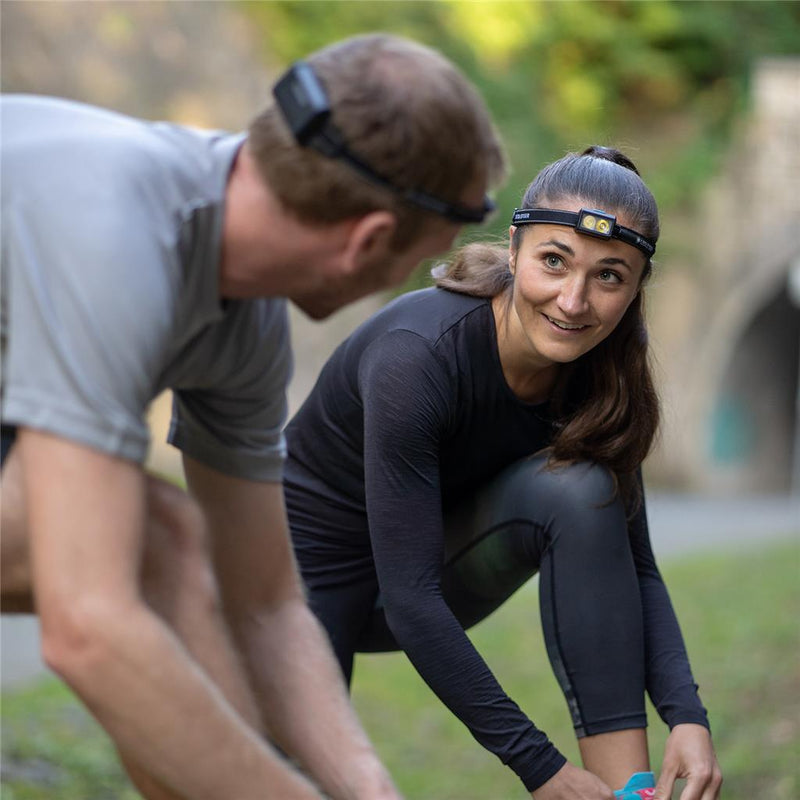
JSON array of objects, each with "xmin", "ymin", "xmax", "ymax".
[
  {"xmin": 233, "ymin": 598, "xmax": 400, "ymax": 800},
  {"xmin": 179, "ymin": 460, "xmax": 399, "ymax": 799},
  {"xmin": 112, "ymin": 476, "xmax": 310, "ymax": 800},
  {"xmin": 54, "ymin": 600, "xmax": 321, "ymax": 800},
  {"xmin": 18, "ymin": 433, "xmax": 321, "ymax": 800}
]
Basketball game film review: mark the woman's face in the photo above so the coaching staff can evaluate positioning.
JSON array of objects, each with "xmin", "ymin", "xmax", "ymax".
[{"xmin": 503, "ymin": 200, "xmax": 647, "ymax": 372}]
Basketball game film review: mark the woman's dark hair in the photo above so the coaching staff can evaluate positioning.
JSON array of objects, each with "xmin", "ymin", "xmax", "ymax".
[{"xmin": 432, "ymin": 146, "xmax": 660, "ymax": 510}]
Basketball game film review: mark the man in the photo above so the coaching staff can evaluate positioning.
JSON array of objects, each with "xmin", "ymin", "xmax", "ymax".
[{"xmin": 0, "ymin": 33, "xmax": 506, "ymax": 800}]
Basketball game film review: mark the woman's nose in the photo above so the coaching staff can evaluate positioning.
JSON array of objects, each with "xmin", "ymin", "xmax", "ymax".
[{"xmin": 557, "ymin": 275, "xmax": 589, "ymax": 316}]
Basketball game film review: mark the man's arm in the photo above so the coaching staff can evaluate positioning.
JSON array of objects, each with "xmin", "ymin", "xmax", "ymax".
[
  {"xmin": 18, "ymin": 429, "xmax": 319, "ymax": 800},
  {"xmin": 183, "ymin": 455, "xmax": 400, "ymax": 800}
]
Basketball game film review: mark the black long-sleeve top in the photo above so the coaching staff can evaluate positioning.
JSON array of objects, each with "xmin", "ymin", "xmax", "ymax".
[{"xmin": 285, "ymin": 287, "xmax": 709, "ymax": 790}]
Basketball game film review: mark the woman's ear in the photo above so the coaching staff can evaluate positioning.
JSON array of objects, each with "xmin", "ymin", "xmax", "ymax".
[
  {"xmin": 508, "ymin": 226, "xmax": 518, "ymax": 275},
  {"xmin": 508, "ymin": 225, "xmax": 517, "ymax": 275},
  {"xmin": 342, "ymin": 211, "xmax": 397, "ymax": 273}
]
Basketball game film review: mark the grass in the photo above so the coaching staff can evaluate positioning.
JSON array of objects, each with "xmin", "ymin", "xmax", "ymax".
[{"xmin": 2, "ymin": 538, "xmax": 798, "ymax": 799}]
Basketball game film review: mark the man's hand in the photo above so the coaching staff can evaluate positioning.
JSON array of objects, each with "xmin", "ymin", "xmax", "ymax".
[
  {"xmin": 532, "ymin": 762, "xmax": 615, "ymax": 800},
  {"xmin": 653, "ymin": 724, "xmax": 722, "ymax": 800}
]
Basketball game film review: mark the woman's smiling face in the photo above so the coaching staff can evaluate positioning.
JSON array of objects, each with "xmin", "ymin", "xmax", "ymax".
[{"xmin": 503, "ymin": 199, "xmax": 647, "ymax": 373}]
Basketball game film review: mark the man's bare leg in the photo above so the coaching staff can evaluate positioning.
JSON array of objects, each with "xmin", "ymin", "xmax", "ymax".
[
  {"xmin": 140, "ymin": 477, "xmax": 265, "ymax": 730},
  {"xmin": 118, "ymin": 477, "xmax": 272, "ymax": 799},
  {"xmin": 2, "ymin": 454, "xmax": 281, "ymax": 799}
]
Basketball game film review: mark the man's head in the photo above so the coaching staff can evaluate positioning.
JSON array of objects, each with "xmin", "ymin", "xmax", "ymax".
[{"xmin": 246, "ymin": 34, "xmax": 506, "ymax": 314}]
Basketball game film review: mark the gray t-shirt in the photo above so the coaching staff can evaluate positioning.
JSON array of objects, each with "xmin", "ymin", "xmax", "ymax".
[{"xmin": 1, "ymin": 95, "xmax": 291, "ymax": 481}]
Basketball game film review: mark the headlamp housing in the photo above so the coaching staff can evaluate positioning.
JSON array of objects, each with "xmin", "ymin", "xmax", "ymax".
[{"xmin": 510, "ymin": 207, "xmax": 656, "ymax": 259}]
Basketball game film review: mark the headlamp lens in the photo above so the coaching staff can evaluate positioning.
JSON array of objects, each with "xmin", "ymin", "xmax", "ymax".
[{"xmin": 577, "ymin": 209, "xmax": 614, "ymax": 238}]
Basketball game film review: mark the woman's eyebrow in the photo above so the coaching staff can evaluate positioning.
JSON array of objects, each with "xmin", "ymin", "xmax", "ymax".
[
  {"xmin": 598, "ymin": 255, "xmax": 634, "ymax": 271},
  {"xmin": 536, "ymin": 239, "xmax": 574, "ymax": 255}
]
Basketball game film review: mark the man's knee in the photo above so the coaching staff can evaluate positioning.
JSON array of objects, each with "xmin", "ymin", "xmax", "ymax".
[
  {"xmin": 146, "ymin": 477, "xmax": 209, "ymax": 555},
  {"xmin": 1, "ymin": 445, "xmax": 35, "ymax": 612},
  {"xmin": 142, "ymin": 478, "xmax": 220, "ymax": 615}
]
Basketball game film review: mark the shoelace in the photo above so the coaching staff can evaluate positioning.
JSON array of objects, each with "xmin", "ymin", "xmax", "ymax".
[{"xmin": 619, "ymin": 787, "xmax": 656, "ymax": 799}]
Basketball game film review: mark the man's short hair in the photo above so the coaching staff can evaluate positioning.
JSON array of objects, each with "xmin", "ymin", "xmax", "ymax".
[{"xmin": 248, "ymin": 34, "xmax": 507, "ymax": 249}]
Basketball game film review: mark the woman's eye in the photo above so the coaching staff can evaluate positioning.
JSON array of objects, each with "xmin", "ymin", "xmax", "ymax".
[
  {"xmin": 599, "ymin": 269, "xmax": 622, "ymax": 283},
  {"xmin": 545, "ymin": 254, "xmax": 562, "ymax": 268}
]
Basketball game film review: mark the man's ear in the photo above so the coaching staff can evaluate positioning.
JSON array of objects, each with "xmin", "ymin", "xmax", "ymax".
[{"xmin": 341, "ymin": 211, "xmax": 397, "ymax": 272}]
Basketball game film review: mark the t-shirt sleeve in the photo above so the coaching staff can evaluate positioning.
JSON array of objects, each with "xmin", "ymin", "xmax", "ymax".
[
  {"xmin": 358, "ymin": 330, "xmax": 565, "ymax": 791},
  {"xmin": 169, "ymin": 299, "xmax": 292, "ymax": 482},
  {"xmin": 2, "ymin": 194, "xmax": 173, "ymax": 462},
  {"xmin": 629, "ymin": 481, "xmax": 711, "ymax": 730}
]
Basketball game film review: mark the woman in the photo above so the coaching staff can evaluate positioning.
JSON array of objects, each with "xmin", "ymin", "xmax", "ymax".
[{"xmin": 284, "ymin": 147, "xmax": 722, "ymax": 799}]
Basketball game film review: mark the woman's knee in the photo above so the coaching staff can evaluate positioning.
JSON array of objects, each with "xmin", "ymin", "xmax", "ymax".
[
  {"xmin": 540, "ymin": 461, "xmax": 617, "ymax": 512},
  {"xmin": 499, "ymin": 457, "xmax": 617, "ymax": 520}
]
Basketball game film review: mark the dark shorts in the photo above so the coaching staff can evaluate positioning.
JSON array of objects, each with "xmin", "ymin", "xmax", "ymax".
[{"xmin": 1, "ymin": 424, "xmax": 17, "ymax": 467}]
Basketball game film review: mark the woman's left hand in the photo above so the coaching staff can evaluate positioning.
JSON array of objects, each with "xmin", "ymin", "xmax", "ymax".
[{"xmin": 653, "ymin": 723, "xmax": 722, "ymax": 800}]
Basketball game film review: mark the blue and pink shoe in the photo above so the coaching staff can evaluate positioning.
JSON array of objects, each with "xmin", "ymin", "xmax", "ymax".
[{"xmin": 614, "ymin": 771, "xmax": 656, "ymax": 799}]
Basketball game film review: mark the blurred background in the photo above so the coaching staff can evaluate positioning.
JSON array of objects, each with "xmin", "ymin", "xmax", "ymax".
[
  {"xmin": 3, "ymin": 0, "xmax": 799, "ymax": 494},
  {"xmin": 1, "ymin": 2, "xmax": 798, "ymax": 798}
]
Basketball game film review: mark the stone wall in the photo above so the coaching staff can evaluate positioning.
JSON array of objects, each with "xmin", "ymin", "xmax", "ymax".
[{"xmin": 647, "ymin": 58, "xmax": 800, "ymax": 493}]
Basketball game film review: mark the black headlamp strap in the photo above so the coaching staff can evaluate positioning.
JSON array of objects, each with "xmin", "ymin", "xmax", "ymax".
[
  {"xmin": 272, "ymin": 61, "xmax": 494, "ymax": 225},
  {"xmin": 511, "ymin": 207, "xmax": 656, "ymax": 258}
]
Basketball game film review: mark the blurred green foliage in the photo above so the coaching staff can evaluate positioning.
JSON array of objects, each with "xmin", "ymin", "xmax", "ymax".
[{"xmin": 241, "ymin": 0, "xmax": 799, "ymax": 286}]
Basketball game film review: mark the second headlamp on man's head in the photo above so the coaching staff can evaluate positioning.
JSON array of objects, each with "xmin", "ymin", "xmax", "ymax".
[
  {"xmin": 511, "ymin": 208, "xmax": 656, "ymax": 259},
  {"xmin": 272, "ymin": 60, "xmax": 495, "ymax": 225}
]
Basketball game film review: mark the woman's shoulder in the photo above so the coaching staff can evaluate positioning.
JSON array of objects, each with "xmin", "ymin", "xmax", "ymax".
[{"xmin": 373, "ymin": 287, "xmax": 490, "ymax": 345}]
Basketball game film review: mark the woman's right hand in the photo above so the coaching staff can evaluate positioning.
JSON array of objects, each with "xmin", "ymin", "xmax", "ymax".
[{"xmin": 532, "ymin": 762, "xmax": 616, "ymax": 800}]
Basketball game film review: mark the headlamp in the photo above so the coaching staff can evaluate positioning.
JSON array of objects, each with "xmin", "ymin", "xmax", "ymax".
[
  {"xmin": 510, "ymin": 207, "xmax": 656, "ymax": 258},
  {"xmin": 273, "ymin": 61, "xmax": 495, "ymax": 225}
]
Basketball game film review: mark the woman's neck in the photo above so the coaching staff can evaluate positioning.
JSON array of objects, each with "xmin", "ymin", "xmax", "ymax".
[{"xmin": 491, "ymin": 293, "xmax": 559, "ymax": 403}]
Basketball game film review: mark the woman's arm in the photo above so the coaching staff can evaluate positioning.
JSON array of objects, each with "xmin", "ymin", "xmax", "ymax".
[
  {"xmin": 627, "ymin": 486, "xmax": 710, "ymax": 729},
  {"xmin": 359, "ymin": 332, "xmax": 566, "ymax": 793}
]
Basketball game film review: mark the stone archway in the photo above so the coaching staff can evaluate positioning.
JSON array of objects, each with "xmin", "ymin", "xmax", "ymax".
[
  {"xmin": 706, "ymin": 258, "xmax": 800, "ymax": 492},
  {"xmin": 652, "ymin": 58, "xmax": 800, "ymax": 495}
]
